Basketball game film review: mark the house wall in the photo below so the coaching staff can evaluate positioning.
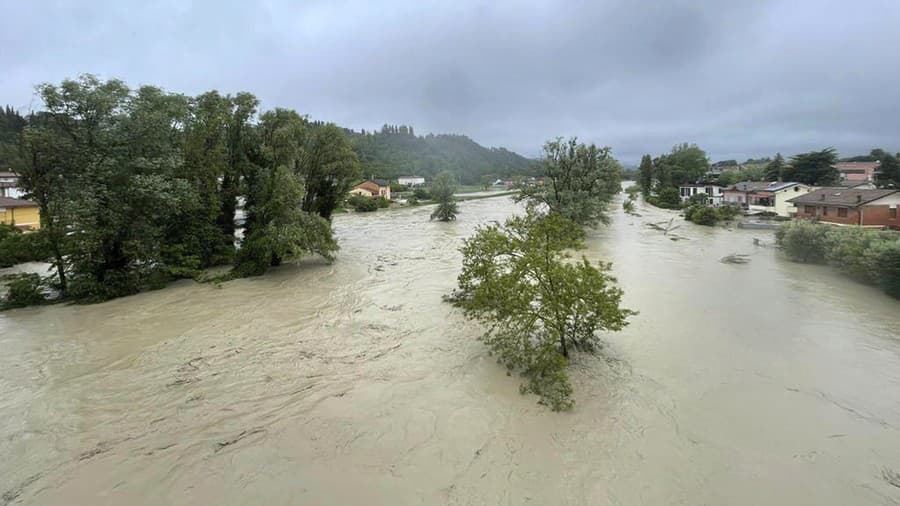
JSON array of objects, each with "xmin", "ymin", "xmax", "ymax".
[
  {"xmin": 722, "ymin": 190, "xmax": 746, "ymax": 205},
  {"xmin": 349, "ymin": 188, "xmax": 375, "ymax": 197},
  {"xmin": 380, "ymin": 186, "xmax": 391, "ymax": 200},
  {"xmin": 775, "ymin": 185, "xmax": 810, "ymax": 217},
  {"xmin": 793, "ymin": 205, "xmax": 859, "ymax": 225},
  {"xmin": 0, "ymin": 205, "xmax": 41, "ymax": 229}
]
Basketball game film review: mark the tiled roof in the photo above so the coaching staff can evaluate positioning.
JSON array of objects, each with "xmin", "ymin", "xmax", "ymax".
[
  {"xmin": 787, "ymin": 188, "xmax": 898, "ymax": 207},
  {"xmin": 727, "ymin": 181, "xmax": 801, "ymax": 192},
  {"xmin": 0, "ymin": 196, "xmax": 38, "ymax": 208}
]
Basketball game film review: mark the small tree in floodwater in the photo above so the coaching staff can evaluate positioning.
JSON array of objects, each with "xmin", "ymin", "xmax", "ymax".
[
  {"xmin": 448, "ymin": 211, "xmax": 634, "ymax": 410},
  {"xmin": 430, "ymin": 171, "xmax": 458, "ymax": 221}
]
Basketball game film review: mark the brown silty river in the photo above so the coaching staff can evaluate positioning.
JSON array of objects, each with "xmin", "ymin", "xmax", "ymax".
[{"xmin": 2, "ymin": 191, "xmax": 900, "ymax": 505}]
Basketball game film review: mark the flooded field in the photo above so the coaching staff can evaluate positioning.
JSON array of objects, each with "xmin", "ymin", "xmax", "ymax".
[{"xmin": 2, "ymin": 194, "xmax": 899, "ymax": 505}]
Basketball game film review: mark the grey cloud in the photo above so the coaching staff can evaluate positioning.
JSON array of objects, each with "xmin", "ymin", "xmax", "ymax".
[{"xmin": 2, "ymin": 0, "xmax": 899, "ymax": 163}]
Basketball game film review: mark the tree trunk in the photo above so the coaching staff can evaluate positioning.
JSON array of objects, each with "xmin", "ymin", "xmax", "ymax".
[{"xmin": 560, "ymin": 332, "xmax": 568, "ymax": 359}]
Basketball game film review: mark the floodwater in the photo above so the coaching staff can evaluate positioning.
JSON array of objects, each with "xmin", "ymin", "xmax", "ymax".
[{"xmin": 2, "ymin": 193, "xmax": 899, "ymax": 505}]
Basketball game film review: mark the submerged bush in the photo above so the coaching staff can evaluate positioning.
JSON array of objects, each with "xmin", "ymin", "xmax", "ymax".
[
  {"xmin": 683, "ymin": 204, "xmax": 738, "ymax": 226},
  {"xmin": 1, "ymin": 273, "xmax": 46, "ymax": 309},
  {"xmin": 777, "ymin": 221, "xmax": 900, "ymax": 299},
  {"xmin": 347, "ymin": 195, "xmax": 378, "ymax": 212}
]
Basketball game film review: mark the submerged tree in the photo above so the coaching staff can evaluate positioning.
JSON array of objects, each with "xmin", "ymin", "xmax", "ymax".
[
  {"xmin": 300, "ymin": 123, "xmax": 361, "ymax": 220},
  {"xmin": 517, "ymin": 137, "xmax": 622, "ymax": 227},
  {"xmin": 449, "ymin": 211, "xmax": 634, "ymax": 410},
  {"xmin": 430, "ymin": 170, "xmax": 458, "ymax": 221}
]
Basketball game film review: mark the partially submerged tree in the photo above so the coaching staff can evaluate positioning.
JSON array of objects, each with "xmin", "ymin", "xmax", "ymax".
[
  {"xmin": 300, "ymin": 123, "xmax": 361, "ymax": 220},
  {"xmin": 430, "ymin": 171, "xmax": 458, "ymax": 221},
  {"xmin": 517, "ymin": 137, "xmax": 622, "ymax": 226},
  {"xmin": 449, "ymin": 211, "xmax": 633, "ymax": 409}
]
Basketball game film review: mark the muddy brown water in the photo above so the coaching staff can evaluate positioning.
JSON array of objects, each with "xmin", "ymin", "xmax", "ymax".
[{"xmin": 2, "ymin": 194, "xmax": 899, "ymax": 505}]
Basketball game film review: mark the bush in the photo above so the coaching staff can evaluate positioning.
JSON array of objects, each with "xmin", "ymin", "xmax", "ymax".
[
  {"xmin": 683, "ymin": 204, "xmax": 738, "ymax": 226},
  {"xmin": 413, "ymin": 188, "xmax": 431, "ymax": 200},
  {"xmin": 0, "ymin": 226, "xmax": 51, "ymax": 267},
  {"xmin": 624, "ymin": 185, "xmax": 640, "ymax": 197},
  {"xmin": 375, "ymin": 196, "xmax": 391, "ymax": 208},
  {"xmin": 347, "ymin": 195, "xmax": 378, "ymax": 212},
  {"xmin": 777, "ymin": 221, "xmax": 900, "ymax": 299},
  {"xmin": 390, "ymin": 183, "xmax": 408, "ymax": 193},
  {"xmin": 775, "ymin": 220, "xmax": 829, "ymax": 263},
  {"xmin": 1, "ymin": 273, "xmax": 46, "ymax": 309},
  {"xmin": 645, "ymin": 187, "xmax": 682, "ymax": 209}
]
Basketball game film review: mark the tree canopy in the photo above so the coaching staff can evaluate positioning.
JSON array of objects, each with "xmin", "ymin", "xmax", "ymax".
[
  {"xmin": 783, "ymin": 148, "xmax": 839, "ymax": 186},
  {"xmin": 516, "ymin": 137, "xmax": 622, "ymax": 227},
  {"xmin": 429, "ymin": 171, "xmax": 458, "ymax": 221}
]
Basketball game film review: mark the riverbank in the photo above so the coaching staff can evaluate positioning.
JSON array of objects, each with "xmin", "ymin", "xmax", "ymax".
[{"xmin": 2, "ymin": 195, "xmax": 899, "ymax": 505}]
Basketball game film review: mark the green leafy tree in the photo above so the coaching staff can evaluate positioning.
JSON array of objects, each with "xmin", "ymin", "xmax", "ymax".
[
  {"xmin": 666, "ymin": 142, "xmax": 709, "ymax": 184},
  {"xmin": 637, "ymin": 154, "xmax": 654, "ymax": 194},
  {"xmin": 430, "ymin": 171, "xmax": 458, "ymax": 221},
  {"xmin": 301, "ymin": 123, "xmax": 361, "ymax": 219},
  {"xmin": 875, "ymin": 152, "xmax": 900, "ymax": 188},
  {"xmin": 764, "ymin": 153, "xmax": 784, "ymax": 182},
  {"xmin": 449, "ymin": 211, "xmax": 633, "ymax": 410},
  {"xmin": 480, "ymin": 174, "xmax": 493, "ymax": 190},
  {"xmin": 783, "ymin": 148, "xmax": 839, "ymax": 185},
  {"xmin": 516, "ymin": 137, "xmax": 622, "ymax": 227}
]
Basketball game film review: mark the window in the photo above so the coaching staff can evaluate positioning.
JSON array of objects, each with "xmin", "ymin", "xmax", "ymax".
[
  {"xmin": 804, "ymin": 205, "xmax": 815, "ymax": 214},
  {"xmin": 891, "ymin": 207, "xmax": 898, "ymax": 219},
  {"xmin": 837, "ymin": 208, "xmax": 848, "ymax": 218},
  {"xmin": 821, "ymin": 206, "xmax": 828, "ymax": 216}
]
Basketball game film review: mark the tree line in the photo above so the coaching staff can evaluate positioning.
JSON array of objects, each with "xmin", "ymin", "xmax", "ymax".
[{"xmin": 3, "ymin": 74, "xmax": 360, "ymax": 303}]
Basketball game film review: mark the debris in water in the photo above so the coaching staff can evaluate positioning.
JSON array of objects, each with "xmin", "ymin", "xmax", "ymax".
[
  {"xmin": 720, "ymin": 254, "xmax": 751, "ymax": 264},
  {"xmin": 215, "ymin": 428, "xmax": 266, "ymax": 453},
  {"xmin": 646, "ymin": 218, "xmax": 681, "ymax": 235},
  {"xmin": 883, "ymin": 468, "xmax": 900, "ymax": 489}
]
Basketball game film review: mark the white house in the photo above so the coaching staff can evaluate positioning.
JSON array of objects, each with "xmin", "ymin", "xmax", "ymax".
[
  {"xmin": 679, "ymin": 184, "xmax": 724, "ymax": 206},
  {"xmin": 397, "ymin": 176, "xmax": 425, "ymax": 186},
  {"xmin": 0, "ymin": 171, "xmax": 25, "ymax": 199}
]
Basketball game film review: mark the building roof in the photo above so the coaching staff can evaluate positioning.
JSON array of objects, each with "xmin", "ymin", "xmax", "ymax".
[
  {"xmin": 679, "ymin": 183, "xmax": 723, "ymax": 188},
  {"xmin": 787, "ymin": 188, "xmax": 898, "ymax": 207},
  {"xmin": 397, "ymin": 175, "xmax": 424, "ymax": 179},
  {"xmin": 0, "ymin": 171, "xmax": 20, "ymax": 178},
  {"xmin": 0, "ymin": 196, "xmax": 38, "ymax": 208},
  {"xmin": 727, "ymin": 181, "xmax": 801, "ymax": 192},
  {"xmin": 835, "ymin": 162, "xmax": 878, "ymax": 172}
]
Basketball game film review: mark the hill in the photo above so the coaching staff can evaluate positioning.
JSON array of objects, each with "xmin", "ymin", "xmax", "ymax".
[{"xmin": 343, "ymin": 124, "xmax": 537, "ymax": 185}]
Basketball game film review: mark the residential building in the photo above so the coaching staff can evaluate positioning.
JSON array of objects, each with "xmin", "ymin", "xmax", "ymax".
[
  {"xmin": 788, "ymin": 188, "xmax": 900, "ymax": 229},
  {"xmin": 0, "ymin": 171, "xmax": 25, "ymax": 199},
  {"xmin": 678, "ymin": 184, "xmax": 724, "ymax": 205},
  {"xmin": 397, "ymin": 176, "xmax": 426, "ymax": 186},
  {"xmin": 349, "ymin": 179, "xmax": 391, "ymax": 200},
  {"xmin": 835, "ymin": 161, "xmax": 879, "ymax": 183},
  {"xmin": 0, "ymin": 197, "xmax": 41, "ymax": 230},
  {"xmin": 723, "ymin": 181, "xmax": 811, "ymax": 217}
]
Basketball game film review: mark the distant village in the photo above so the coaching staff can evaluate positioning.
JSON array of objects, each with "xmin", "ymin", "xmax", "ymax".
[{"xmin": 675, "ymin": 161, "xmax": 898, "ymax": 228}]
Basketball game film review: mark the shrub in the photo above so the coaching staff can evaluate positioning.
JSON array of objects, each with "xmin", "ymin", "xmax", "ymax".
[
  {"xmin": 347, "ymin": 195, "xmax": 378, "ymax": 212},
  {"xmin": 390, "ymin": 183, "xmax": 408, "ymax": 193},
  {"xmin": 375, "ymin": 196, "xmax": 391, "ymax": 208},
  {"xmin": 776, "ymin": 220, "xmax": 829, "ymax": 263},
  {"xmin": 683, "ymin": 204, "xmax": 738, "ymax": 226},
  {"xmin": 1, "ymin": 273, "xmax": 46, "ymax": 309},
  {"xmin": 0, "ymin": 227, "xmax": 51, "ymax": 267},
  {"xmin": 871, "ymin": 240, "xmax": 900, "ymax": 298},
  {"xmin": 413, "ymin": 188, "xmax": 431, "ymax": 200}
]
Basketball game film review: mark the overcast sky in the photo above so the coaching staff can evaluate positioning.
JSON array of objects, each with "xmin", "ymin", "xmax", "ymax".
[{"xmin": 3, "ymin": 0, "xmax": 899, "ymax": 163}]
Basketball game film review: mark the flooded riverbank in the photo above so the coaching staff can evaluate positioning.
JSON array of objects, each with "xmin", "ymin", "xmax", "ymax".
[{"xmin": 2, "ymin": 195, "xmax": 899, "ymax": 505}]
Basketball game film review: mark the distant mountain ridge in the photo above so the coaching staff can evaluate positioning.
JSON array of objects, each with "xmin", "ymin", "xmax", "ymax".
[{"xmin": 334, "ymin": 123, "xmax": 537, "ymax": 185}]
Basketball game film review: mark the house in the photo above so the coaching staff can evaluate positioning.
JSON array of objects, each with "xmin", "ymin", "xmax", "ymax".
[
  {"xmin": 349, "ymin": 179, "xmax": 391, "ymax": 200},
  {"xmin": 0, "ymin": 197, "xmax": 41, "ymax": 230},
  {"xmin": 397, "ymin": 176, "xmax": 425, "ymax": 187},
  {"xmin": 723, "ymin": 181, "xmax": 811, "ymax": 217},
  {"xmin": 679, "ymin": 184, "xmax": 724, "ymax": 205},
  {"xmin": 835, "ymin": 162, "xmax": 879, "ymax": 183},
  {"xmin": 0, "ymin": 171, "xmax": 25, "ymax": 199},
  {"xmin": 788, "ymin": 188, "xmax": 900, "ymax": 228}
]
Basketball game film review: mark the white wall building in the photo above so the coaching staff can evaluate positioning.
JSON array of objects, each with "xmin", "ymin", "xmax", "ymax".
[
  {"xmin": 678, "ymin": 184, "xmax": 724, "ymax": 206},
  {"xmin": 397, "ymin": 176, "xmax": 425, "ymax": 186},
  {"xmin": 0, "ymin": 172, "xmax": 25, "ymax": 199}
]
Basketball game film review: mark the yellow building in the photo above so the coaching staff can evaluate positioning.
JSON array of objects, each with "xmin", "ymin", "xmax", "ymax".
[{"xmin": 0, "ymin": 197, "xmax": 41, "ymax": 230}]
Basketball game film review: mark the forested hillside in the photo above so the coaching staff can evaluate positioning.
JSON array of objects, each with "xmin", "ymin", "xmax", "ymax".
[{"xmin": 346, "ymin": 124, "xmax": 537, "ymax": 184}]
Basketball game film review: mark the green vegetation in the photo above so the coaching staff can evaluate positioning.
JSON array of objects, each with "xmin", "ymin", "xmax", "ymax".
[
  {"xmin": 450, "ymin": 137, "xmax": 631, "ymax": 410},
  {"xmin": 782, "ymin": 148, "xmax": 839, "ymax": 186},
  {"xmin": 6, "ymin": 74, "xmax": 359, "ymax": 305},
  {"xmin": 430, "ymin": 171, "xmax": 458, "ymax": 221},
  {"xmin": 683, "ymin": 203, "xmax": 738, "ymax": 226},
  {"xmin": 0, "ymin": 225, "xmax": 49, "ymax": 267},
  {"xmin": 645, "ymin": 187, "xmax": 682, "ymax": 209},
  {"xmin": 636, "ymin": 143, "xmax": 709, "ymax": 208},
  {"xmin": 776, "ymin": 221, "xmax": 900, "ymax": 299},
  {"xmin": 347, "ymin": 195, "xmax": 379, "ymax": 212},
  {"xmin": 764, "ymin": 153, "xmax": 785, "ymax": 182},
  {"xmin": 516, "ymin": 137, "xmax": 622, "ymax": 227},
  {"xmin": 449, "ymin": 211, "xmax": 633, "ymax": 410},
  {"xmin": 351, "ymin": 124, "xmax": 536, "ymax": 185},
  {"xmin": 0, "ymin": 273, "xmax": 46, "ymax": 309}
]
